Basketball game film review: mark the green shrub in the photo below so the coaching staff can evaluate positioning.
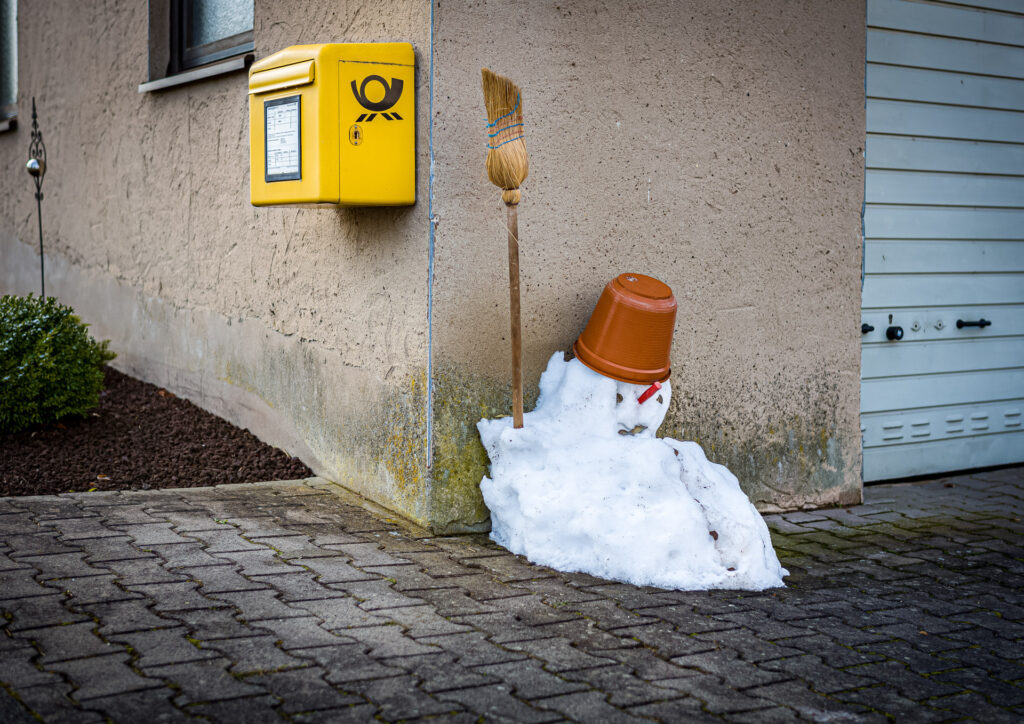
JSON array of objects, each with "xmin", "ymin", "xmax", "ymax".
[{"xmin": 0, "ymin": 294, "xmax": 116, "ymax": 433}]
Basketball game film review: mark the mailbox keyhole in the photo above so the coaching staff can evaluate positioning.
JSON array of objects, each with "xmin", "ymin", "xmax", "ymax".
[{"xmin": 349, "ymin": 124, "xmax": 363, "ymax": 146}]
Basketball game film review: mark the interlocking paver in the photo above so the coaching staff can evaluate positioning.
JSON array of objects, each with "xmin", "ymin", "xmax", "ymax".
[
  {"xmin": 473, "ymin": 659, "xmax": 588, "ymax": 699},
  {"xmin": 209, "ymin": 548, "xmax": 307, "ymax": 576},
  {"xmin": 146, "ymin": 657, "xmax": 267, "ymax": 704},
  {"xmin": 21, "ymin": 621, "xmax": 119, "ymax": 663},
  {"xmin": 9, "ymin": 681, "xmax": 107, "ymax": 722},
  {"xmin": 99, "ymin": 556, "xmax": 190, "ymax": 585},
  {"xmin": 344, "ymin": 674, "xmax": 462, "ymax": 720},
  {"xmin": 292, "ymin": 643, "xmax": 407, "ymax": 683},
  {"xmin": 0, "ymin": 652, "xmax": 65, "ymax": 688},
  {"xmin": 342, "ymin": 624, "xmax": 439, "ymax": 658},
  {"xmin": 82, "ymin": 689, "xmax": 195, "ymax": 723},
  {"xmin": 248, "ymin": 667, "xmax": 364, "ymax": 712},
  {"xmin": 671, "ymin": 648, "xmax": 790, "ymax": 688},
  {"xmin": 182, "ymin": 695, "xmax": 284, "ymax": 723},
  {"xmin": 206, "ymin": 588, "xmax": 307, "ymax": 621},
  {"xmin": 1, "ymin": 470, "xmax": 1022, "ymax": 721},
  {"xmin": 248, "ymin": 571, "xmax": 350, "ymax": 602},
  {"xmin": 627, "ymin": 687, "xmax": 751, "ymax": 721},
  {"xmin": 561, "ymin": 664, "xmax": 689, "ymax": 706},
  {"xmin": 124, "ymin": 580, "xmax": 213, "ymax": 612},
  {"xmin": 384, "ymin": 652, "xmax": 497, "ymax": 693},
  {"xmin": 415, "ymin": 630, "xmax": 529, "ymax": 667},
  {"xmin": 48, "ymin": 653, "xmax": 164, "ymax": 700},
  {"xmin": 161, "ymin": 606, "xmax": 259, "ymax": 641},
  {"xmin": 106, "ymin": 627, "xmax": 219, "ymax": 668},
  {"xmin": 74, "ymin": 535, "xmax": 154, "ymax": 564},
  {"xmin": 2, "ymin": 592, "xmax": 90, "ymax": 631},
  {"xmin": 289, "ymin": 594, "xmax": 390, "ymax": 629},
  {"xmin": 434, "ymin": 683, "xmax": 562, "ymax": 722},
  {"xmin": 292, "ymin": 555, "xmax": 378, "ymax": 584},
  {"xmin": 504, "ymin": 637, "xmax": 618, "ymax": 672},
  {"xmin": 206, "ymin": 634, "xmax": 308, "ymax": 674},
  {"xmin": 366, "ymin": 603, "xmax": 471, "ymax": 638},
  {"xmin": 250, "ymin": 615, "xmax": 357, "ymax": 650},
  {"xmin": 0, "ymin": 687, "xmax": 39, "ymax": 724},
  {"xmin": 178, "ymin": 562, "xmax": 270, "ymax": 595}
]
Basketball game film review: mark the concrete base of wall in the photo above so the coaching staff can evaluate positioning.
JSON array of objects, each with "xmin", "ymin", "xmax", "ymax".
[{"xmin": 0, "ymin": 235, "xmax": 446, "ymax": 529}]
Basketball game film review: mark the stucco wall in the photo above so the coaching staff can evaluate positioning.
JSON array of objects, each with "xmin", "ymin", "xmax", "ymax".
[
  {"xmin": 0, "ymin": 1, "xmax": 435, "ymax": 525},
  {"xmin": 431, "ymin": 0, "xmax": 866, "ymax": 514}
]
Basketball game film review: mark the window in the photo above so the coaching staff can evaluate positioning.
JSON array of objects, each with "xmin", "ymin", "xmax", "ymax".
[
  {"xmin": 0, "ymin": 0, "xmax": 15, "ymax": 126},
  {"xmin": 172, "ymin": 0, "xmax": 253, "ymax": 73},
  {"xmin": 140, "ymin": 0, "xmax": 253, "ymax": 93}
]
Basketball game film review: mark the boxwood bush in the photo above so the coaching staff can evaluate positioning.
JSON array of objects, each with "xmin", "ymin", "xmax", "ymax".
[{"xmin": 0, "ymin": 294, "xmax": 116, "ymax": 433}]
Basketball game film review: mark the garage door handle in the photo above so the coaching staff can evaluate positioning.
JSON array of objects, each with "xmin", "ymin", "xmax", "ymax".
[
  {"xmin": 956, "ymin": 318, "xmax": 991, "ymax": 329},
  {"xmin": 861, "ymin": 323, "xmax": 875, "ymax": 334}
]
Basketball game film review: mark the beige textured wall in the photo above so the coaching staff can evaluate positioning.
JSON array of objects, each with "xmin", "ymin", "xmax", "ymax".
[
  {"xmin": 431, "ymin": 0, "xmax": 866, "ymax": 514},
  {"xmin": 1, "ymin": 0, "xmax": 865, "ymax": 530},
  {"xmin": 0, "ymin": 1, "xmax": 435, "ymax": 524}
]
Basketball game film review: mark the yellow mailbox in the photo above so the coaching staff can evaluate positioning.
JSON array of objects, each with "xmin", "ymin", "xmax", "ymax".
[{"xmin": 249, "ymin": 43, "xmax": 415, "ymax": 207}]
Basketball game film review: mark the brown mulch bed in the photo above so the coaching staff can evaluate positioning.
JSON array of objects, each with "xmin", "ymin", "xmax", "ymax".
[{"xmin": 1, "ymin": 367, "xmax": 313, "ymax": 496}]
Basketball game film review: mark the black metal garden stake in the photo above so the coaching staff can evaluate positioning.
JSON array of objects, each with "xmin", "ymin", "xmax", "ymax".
[{"xmin": 26, "ymin": 97, "xmax": 47, "ymax": 298}]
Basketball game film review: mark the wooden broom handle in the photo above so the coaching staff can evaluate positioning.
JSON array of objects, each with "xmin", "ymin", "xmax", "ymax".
[{"xmin": 506, "ymin": 202, "xmax": 524, "ymax": 429}]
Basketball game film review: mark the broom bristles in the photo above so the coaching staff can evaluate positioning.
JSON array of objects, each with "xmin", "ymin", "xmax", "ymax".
[{"xmin": 482, "ymin": 68, "xmax": 529, "ymax": 205}]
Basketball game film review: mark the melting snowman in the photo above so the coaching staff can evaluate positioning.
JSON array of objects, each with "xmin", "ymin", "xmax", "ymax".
[{"xmin": 478, "ymin": 353, "xmax": 787, "ymax": 590}]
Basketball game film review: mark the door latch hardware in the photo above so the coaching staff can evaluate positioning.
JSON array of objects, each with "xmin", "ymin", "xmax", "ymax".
[
  {"xmin": 861, "ymin": 323, "xmax": 875, "ymax": 334},
  {"xmin": 886, "ymin": 326, "xmax": 904, "ymax": 341},
  {"xmin": 956, "ymin": 318, "xmax": 991, "ymax": 329}
]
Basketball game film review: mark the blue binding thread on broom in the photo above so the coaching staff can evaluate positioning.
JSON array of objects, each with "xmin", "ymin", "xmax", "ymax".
[{"xmin": 486, "ymin": 93, "xmax": 523, "ymax": 149}]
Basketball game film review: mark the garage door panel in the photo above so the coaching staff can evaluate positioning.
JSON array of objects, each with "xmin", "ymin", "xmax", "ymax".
[
  {"xmin": 864, "ymin": 206, "xmax": 1024, "ymax": 239},
  {"xmin": 862, "ymin": 430, "xmax": 1024, "ymax": 481},
  {"xmin": 867, "ymin": 99, "xmax": 1024, "ymax": 143},
  {"xmin": 867, "ymin": 64, "xmax": 1024, "ymax": 111},
  {"xmin": 862, "ymin": 337, "xmax": 1024, "ymax": 378},
  {"xmin": 865, "ymin": 170, "xmax": 1024, "ymax": 207},
  {"xmin": 867, "ymin": 29, "xmax": 1024, "ymax": 79},
  {"xmin": 862, "ymin": 399, "xmax": 1023, "ymax": 447},
  {"xmin": 862, "ymin": 273, "xmax": 1024, "ymax": 308},
  {"xmin": 869, "ymin": 0, "xmax": 1024, "ymax": 47},
  {"xmin": 867, "ymin": 136, "xmax": 1024, "ymax": 175},
  {"xmin": 862, "ymin": 368, "xmax": 1024, "ymax": 413},
  {"xmin": 865, "ymin": 241, "xmax": 1024, "ymax": 274}
]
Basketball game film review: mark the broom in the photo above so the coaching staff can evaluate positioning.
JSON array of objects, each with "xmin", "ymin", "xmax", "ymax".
[{"xmin": 482, "ymin": 68, "xmax": 529, "ymax": 429}]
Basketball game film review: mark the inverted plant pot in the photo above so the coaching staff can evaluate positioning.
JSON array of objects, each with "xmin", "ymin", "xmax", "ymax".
[{"xmin": 573, "ymin": 273, "xmax": 677, "ymax": 385}]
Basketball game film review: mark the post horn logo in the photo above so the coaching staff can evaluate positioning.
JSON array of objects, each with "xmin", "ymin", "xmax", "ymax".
[{"xmin": 352, "ymin": 75, "xmax": 404, "ymax": 122}]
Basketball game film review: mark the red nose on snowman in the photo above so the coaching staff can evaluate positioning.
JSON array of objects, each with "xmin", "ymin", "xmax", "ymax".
[{"xmin": 638, "ymin": 380, "xmax": 662, "ymax": 405}]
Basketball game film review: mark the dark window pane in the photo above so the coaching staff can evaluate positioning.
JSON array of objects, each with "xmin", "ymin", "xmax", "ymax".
[
  {"xmin": 0, "ymin": 0, "xmax": 16, "ymax": 115},
  {"xmin": 188, "ymin": 0, "xmax": 252, "ymax": 48}
]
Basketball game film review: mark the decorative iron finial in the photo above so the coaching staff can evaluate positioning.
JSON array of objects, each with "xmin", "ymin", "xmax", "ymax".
[{"xmin": 27, "ymin": 97, "xmax": 46, "ymax": 189}]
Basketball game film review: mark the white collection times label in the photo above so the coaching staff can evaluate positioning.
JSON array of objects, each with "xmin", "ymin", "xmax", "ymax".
[{"xmin": 265, "ymin": 97, "xmax": 300, "ymax": 180}]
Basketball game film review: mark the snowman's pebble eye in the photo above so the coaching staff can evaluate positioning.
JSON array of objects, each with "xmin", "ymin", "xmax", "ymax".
[
  {"xmin": 656, "ymin": 395, "xmax": 663, "ymax": 404},
  {"xmin": 616, "ymin": 393, "xmax": 623, "ymax": 403}
]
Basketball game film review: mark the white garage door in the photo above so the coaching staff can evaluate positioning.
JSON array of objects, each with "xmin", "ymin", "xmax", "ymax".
[{"xmin": 861, "ymin": 0, "xmax": 1024, "ymax": 481}]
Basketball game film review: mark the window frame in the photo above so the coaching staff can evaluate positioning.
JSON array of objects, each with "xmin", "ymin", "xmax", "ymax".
[
  {"xmin": 0, "ymin": 0, "xmax": 17, "ymax": 127},
  {"xmin": 171, "ymin": 0, "xmax": 254, "ymax": 74}
]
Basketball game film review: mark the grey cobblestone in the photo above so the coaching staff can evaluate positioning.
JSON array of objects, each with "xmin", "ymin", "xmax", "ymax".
[{"xmin": 2, "ymin": 469, "xmax": 1022, "ymax": 721}]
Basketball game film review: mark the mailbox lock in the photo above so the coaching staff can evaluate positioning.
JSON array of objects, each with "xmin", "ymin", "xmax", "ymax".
[
  {"xmin": 349, "ymin": 124, "xmax": 363, "ymax": 146},
  {"xmin": 886, "ymin": 326, "xmax": 904, "ymax": 341}
]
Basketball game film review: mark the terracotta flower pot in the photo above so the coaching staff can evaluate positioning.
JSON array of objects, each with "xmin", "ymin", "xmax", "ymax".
[{"xmin": 573, "ymin": 273, "xmax": 677, "ymax": 384}]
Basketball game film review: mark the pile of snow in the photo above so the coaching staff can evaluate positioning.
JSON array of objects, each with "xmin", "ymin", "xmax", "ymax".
[{"xmin": 478, "ymin": 353, "xmax": 787, "ymax": 591}]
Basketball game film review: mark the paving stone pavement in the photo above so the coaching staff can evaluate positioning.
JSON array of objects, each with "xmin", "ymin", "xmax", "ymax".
[{"xmin": 1, "ymin": 467, "xmax": 1022, "ymax": 722}]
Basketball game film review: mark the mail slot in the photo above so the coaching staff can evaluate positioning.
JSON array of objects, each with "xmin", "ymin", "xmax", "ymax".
[{"xmin": 248, "ymin": 43, "xmax": 415, "ymax": 206}]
